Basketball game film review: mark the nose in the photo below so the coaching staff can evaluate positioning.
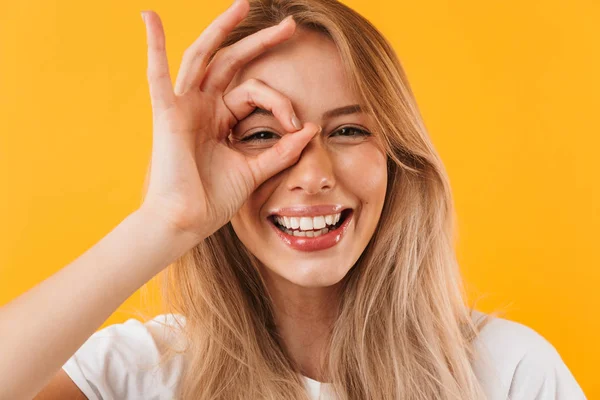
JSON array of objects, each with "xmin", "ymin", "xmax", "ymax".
[{"xmin": 285, "ymin": 136, "xmax": 335, "ymax": 195}]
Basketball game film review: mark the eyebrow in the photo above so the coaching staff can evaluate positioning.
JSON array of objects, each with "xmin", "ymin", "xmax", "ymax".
[{"xmin": 246, "ymin": 104, "xmax": 363, "ymax": 120}]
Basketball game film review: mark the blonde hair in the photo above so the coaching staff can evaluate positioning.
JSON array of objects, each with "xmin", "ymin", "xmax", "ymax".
[{"xmin": 151, "ymin": 0, "xmax": 493, "ymax": 398}]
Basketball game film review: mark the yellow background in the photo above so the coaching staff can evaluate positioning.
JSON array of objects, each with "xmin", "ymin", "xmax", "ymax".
[{"xmin": 0, "ymin": 0, "xmax": 597, "ymax": 396}]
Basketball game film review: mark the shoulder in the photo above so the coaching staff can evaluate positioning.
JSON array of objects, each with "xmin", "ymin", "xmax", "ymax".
[
  {"xmin": 470, "ymin": 310, "xmax": 586, "ymax": 400},
  {"xmin": 62, "ymin": 314, "xmax": 187, "ymax": 400}
]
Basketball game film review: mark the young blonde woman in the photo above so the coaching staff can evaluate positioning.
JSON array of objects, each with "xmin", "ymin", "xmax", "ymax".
[{"xmin": 0, "ymin": 0, "xmax": 585, "ymax": 399}]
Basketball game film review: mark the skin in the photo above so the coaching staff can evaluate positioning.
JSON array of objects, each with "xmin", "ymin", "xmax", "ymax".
[
  {"xmin": 227, "ymin": 28, "xmax": 388, "ymax": 380},
  {"xmin": 25, "ymin": 2, "xmax": 386, "ymax": 398}
]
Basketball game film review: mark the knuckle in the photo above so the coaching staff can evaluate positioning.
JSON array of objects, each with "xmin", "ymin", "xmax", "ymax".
[
  {"xmin": 183, "ymin": 47, "xmax": 206, "ymax": 62},
  {"xmin": 249, "ymin": 162, "xmax": 263, "ymax": 187},
  {"xmin": 245, "ymin": 86, "xmax": 254, "ymax": 107},
  {"xmin": 149, "ymin": 40, "xmax": 165, "ymax": 53},
  {"xmin": 214, "ymin": 24, "xmax": 227, "ymax": 38},
  {"xmin": 181, "ymin": 47, "xmax": 193, "ymax": 61},
  {"xmin": 246, "ymin": 77, "xmax": 260, "ymax": 87},
  {"xmin": 223, "ymin": 54, "xmax": 241, "ymax": 71},
  {"xmin": 243, "ymin": 79, "xmax": 260, "ymax": 106},
  {"xmin": 258, "ymin": 37, "xmax": 269, "ymax": 53},
  {"xmin": 245, "ymin": 78, "xmax": 262, "ymax": 92},
  {"xmin": 147, "ymin": 67, "xmax": 169, "ymax": 82}
]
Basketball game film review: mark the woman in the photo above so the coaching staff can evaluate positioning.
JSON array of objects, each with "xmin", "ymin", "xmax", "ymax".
[{"xmin": 0, "ymin": 0, "xmax": 585, "ymax": 399}]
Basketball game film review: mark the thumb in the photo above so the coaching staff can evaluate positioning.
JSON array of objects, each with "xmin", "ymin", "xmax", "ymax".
[{"xmin": 247, "ymin": 122, "xmax": 321, "ymax": 187}]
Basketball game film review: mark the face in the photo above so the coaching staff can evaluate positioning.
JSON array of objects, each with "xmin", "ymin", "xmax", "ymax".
[{"xmin": 227, "ymin": 28, "xmax": 387, "ymax": 290}]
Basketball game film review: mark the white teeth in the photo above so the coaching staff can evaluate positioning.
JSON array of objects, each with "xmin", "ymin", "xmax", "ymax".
[
  {"xmin": 273, "ymin": 212, "xmax": 344, "ymax": 232},
  {"xmin": 290, "ymin": 217, "xmax": 300, "ymax": 229},
  {"xmin": 313, "ymin": 216, "xmax": 326, "ymax": 229},
  {"xmin": 314, "ymin": 227, "xmax": 329, "ymax": 237},
  {"xmin": 281, "ymin": 226, "xmax": 330, "ymax": 237},
  {"xmin": 299, "ymin": 217, "xmax": 313, "ymax": 230}
]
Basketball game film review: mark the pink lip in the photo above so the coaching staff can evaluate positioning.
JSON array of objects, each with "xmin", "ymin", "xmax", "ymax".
[
  {"xmin": 268, "ymin": 210, "xmax": 354, "ymax": 252},
  {"xmin": 268, "ymin": 204, "xmax": 346, "ymax": 218}
]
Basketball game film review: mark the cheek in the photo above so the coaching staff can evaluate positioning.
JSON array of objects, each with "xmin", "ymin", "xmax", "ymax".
[{"xmin": 335, "ymin": 144, "xmax": 387, "ymax": 200}]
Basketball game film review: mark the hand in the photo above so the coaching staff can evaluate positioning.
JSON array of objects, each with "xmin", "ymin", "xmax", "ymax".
[{"xmin": 139, "ymin": 0, "xmax": 319, "ymax": 242}]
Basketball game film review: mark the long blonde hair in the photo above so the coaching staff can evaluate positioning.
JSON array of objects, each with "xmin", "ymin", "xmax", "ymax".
[{"xmin": 153, "ymin": 0, "xmax": 492, "ymax": 398}]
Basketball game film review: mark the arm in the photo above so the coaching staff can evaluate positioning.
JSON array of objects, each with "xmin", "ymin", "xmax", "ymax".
[
  {"xmin": 4, "ymin": 4, "xmax": 315, "ymax": 399},
  {"xmin": 0, "ymin": 209, "xmax": 199, "ymax": 400},
  {"xmin": 33, "ymin": 370, "xmax": 87, "ymax": 400}
]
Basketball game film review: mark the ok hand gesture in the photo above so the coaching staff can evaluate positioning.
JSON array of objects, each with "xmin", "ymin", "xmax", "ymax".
[{"xmin": 140, "ymin": 0, "xmax": 319, "ymax": 242}]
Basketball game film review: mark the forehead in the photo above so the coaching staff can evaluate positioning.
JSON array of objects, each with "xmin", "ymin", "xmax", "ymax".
[{"xmin": 227, "ymin": 28, "xmax": 359, "ymax": 121}]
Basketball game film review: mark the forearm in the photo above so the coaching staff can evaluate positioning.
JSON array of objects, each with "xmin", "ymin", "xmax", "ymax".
[{"xmin": 0, "ymin": 209, "xmax": 199, "ymax": 400}]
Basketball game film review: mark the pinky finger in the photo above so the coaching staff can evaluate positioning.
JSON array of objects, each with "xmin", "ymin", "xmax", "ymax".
[
  {"xmin": 247, "ymin": 123, "xmax": 321, "ymax": 187},
  {"xmin": 142, "ymin": 11, "xmax": 176, "ymax": 112}
]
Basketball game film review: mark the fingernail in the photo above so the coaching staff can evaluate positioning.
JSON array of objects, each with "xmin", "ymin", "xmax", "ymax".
[
  {"xmin": 280, "ymin": 15, "xmax": 294, "ymax": 25},
  {"xmin": 141, "ymin": 11, "xmax": 147, "ymax": 23},
  {"xmin": 291, "ymin": 114, "xmax": 302, "ymax": 130}
]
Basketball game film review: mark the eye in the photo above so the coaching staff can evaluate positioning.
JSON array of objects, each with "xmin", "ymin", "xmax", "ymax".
[
  {"xmin": 239, "ymin": 130, "xmax": 280, "ymax": 142},
  {"xmin": 330, "ymin": 126, "xmax": 371, "ymax": 139}
]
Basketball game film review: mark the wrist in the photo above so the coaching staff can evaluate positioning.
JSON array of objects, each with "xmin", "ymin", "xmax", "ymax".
[{"xmin": 132, "ymin": 207, "xmax": 204, "ymax": 263}]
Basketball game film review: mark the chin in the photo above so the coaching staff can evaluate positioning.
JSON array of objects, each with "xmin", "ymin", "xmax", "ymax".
[{"xmin": 262, "ymin": 258, "xmax": 352, "ymax": 288}]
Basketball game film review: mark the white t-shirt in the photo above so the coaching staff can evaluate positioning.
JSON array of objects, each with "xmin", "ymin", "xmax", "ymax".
[{"xmin": 62, "ymin": 311, "xmax": 586, "ymax": 400}]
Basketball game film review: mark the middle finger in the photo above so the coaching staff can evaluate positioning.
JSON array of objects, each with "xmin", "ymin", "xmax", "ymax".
[
  {"xmin": 199, "ymin": 15, "xmax": 296, "ymax": 94},
  {"xmin": 174, "ymin": 0, "xmax": 249, "ymax": 95}
]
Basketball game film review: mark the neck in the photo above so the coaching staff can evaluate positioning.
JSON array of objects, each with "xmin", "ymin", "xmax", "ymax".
[{"xmin": 261, "ymin": 270, "xmax": 341, "ymax": 382}]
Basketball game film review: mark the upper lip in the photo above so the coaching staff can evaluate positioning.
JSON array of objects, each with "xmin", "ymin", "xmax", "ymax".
[{"xmin": 267, "ymin": 204, "xmax": 350, "ymax": 218}]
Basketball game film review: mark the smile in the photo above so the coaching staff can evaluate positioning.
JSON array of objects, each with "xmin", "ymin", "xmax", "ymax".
[{"xmin": 267, "ymin": 208, "xmax": 353, "ymax": 251}]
